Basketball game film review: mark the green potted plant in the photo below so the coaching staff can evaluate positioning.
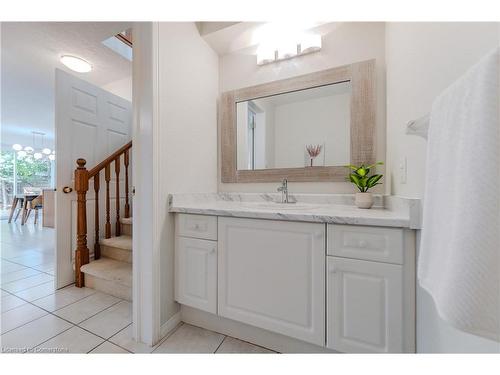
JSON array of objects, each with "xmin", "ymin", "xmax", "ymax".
[{"xmin": 346, "ymin": 162, "xmax": 384, "ymax": 209}]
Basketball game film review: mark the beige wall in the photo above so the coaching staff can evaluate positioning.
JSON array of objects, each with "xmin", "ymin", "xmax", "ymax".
[
  {"xmin": 218, "ymin": 22, "xmax": 386, "ymax": 193},
  {"xmin": 386, "ymin": 22, "xmax": 499, "ymax": 353},
  {"xmin": 157, "ymin": 22, "xmax": 219, "ymax": 325}
]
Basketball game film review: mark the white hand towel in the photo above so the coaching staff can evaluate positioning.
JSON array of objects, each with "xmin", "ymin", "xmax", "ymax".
[{"xmin": 418, "ymin": 47, "xmax": 500, "ymax": 342}]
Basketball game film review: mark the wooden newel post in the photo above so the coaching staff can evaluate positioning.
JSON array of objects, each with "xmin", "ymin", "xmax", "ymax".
[{"xmin": 75, "ymin": 158, "xmax": 90, "ymax": 287}]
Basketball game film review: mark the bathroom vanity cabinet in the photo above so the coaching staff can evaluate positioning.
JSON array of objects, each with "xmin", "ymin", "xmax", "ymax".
[{"xmin": 174, "ymin": 213, "xmax": 415, "ymax": 353}]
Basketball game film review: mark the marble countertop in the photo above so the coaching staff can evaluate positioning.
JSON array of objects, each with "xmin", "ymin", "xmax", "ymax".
[{"xmin": 168, "ymin": 193, "xmax": 421, "ymax": 229}]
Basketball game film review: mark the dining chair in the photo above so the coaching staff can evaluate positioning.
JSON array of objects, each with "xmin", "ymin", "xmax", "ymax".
[
  {"xmin": 24, "ymin": 195, "xmax": 43, "ymax": 225},
  {"xmin": 7, "ymin": 196, "xmax": 25, "ymax": 223}
]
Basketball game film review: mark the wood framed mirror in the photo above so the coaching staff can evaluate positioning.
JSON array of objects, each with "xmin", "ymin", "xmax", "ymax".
[{"xmin": 220, "ymin": 59, "xmax": 376, "ymax": 183}]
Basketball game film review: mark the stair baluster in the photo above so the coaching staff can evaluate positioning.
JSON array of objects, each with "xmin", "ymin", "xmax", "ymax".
[
  {"xmin": 115, "ymin": 155, "xmax": 121, "ymax": 236},
  {"xmin": 94, "ymin": 171, "xmax": 100, "ymax": 260},
  {"xmin": 105, "ymin": 164, "xmax": 111, "ymax": 239},
  {"xmin": 124, "ymin": 149, "xmax": 130, "ymax": 218}
]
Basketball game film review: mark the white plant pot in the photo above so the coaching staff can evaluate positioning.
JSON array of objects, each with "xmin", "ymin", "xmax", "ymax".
[{"xmin": 355, "ymin": 192, "xmax": 374, "ymax": 209}]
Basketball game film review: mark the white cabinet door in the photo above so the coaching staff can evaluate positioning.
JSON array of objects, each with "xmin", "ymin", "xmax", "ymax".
[
  {"xmin": 218, "ymin": 217, "xmax": 325, "ymax": 346},
  {"xmin": 327, "ymin": 256, "xmax": 403, "ymax": 353},
  {"xmin": 175, "ymin": 237, "xmax": 217, "ymax": 314}
]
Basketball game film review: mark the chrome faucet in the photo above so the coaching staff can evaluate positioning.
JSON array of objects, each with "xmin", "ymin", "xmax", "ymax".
[{"xmin": 277, "ymin": 178, "xmax": 290, "ymax": 203}]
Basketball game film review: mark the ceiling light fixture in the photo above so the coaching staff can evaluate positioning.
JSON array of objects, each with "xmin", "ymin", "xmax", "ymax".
[
  {"xmin": 11, "ymin": 132, "xmax": 55, "ymax": 162},
  {"xmin": 60, "ymin": 55, "xmax": 92, "ymax": 73}
]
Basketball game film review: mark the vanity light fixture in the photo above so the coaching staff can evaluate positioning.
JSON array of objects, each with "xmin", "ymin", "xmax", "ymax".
[
  {"xmin": 12, "ymin": 144, "xmax": 22, "ymax": 151},
  {"xmin": 256, "ymin": 33, "xmax": 322, "ymax": 66},
  {"xmin": 277, "ymin": 41, "xmax": 299, "ymax": 60},
  {"xmin": 42, "ymin": 148, "xmax": 52, "ymax": 155},
  {"xmin": 256, "ymin": 45, "xmax": 277, "ymax": 65},
  {"xmin": 299, "ymin": 34, "xmax": 322, "ymax": 54},
  {"xmin": 60, "ymin": 55, "xmax": 92, "ymax": 73}
]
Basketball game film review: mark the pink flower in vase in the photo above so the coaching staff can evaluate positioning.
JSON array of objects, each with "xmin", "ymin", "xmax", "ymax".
[{"xmin": 306, "ymin": 144, "xmax": 322, "ymax": 167}]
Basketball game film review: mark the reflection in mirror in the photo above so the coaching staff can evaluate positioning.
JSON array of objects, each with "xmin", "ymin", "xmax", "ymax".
[{"xmin": 236, "ymin": 81, "xmax": 351, "ymax": 171}]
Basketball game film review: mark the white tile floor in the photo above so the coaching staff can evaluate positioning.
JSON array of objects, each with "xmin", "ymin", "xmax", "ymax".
[{"xmin": 1, "ymin": 220, "xmax": 277, "ymax": 354}]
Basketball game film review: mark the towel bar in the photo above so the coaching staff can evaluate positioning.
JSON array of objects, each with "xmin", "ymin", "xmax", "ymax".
[{"xmin": 406, "ymin": 114, "xmax": 429, "ymax": 139}]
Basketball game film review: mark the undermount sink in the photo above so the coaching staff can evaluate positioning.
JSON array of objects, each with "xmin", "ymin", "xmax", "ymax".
[{"xmin": 242, "ymin": 202, "xmax": 321, "ymax": 210}]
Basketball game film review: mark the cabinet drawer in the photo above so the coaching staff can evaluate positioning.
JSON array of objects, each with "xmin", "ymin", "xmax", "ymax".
[
  {"xmin": 328, "ymin": 224, "xmax": 404, "ymax": 264},
  {"xmin": 176, "ymin": 214, "xmax": 217, "ymax": 240}
]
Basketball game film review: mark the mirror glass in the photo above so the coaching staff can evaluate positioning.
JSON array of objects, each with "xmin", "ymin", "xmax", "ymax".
[{"xmin": 236, "ymin": 81, "xmax": 351, "ymax": 170}]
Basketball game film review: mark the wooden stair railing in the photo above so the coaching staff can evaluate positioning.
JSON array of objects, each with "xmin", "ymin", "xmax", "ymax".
[{"xmin": 74, "ymin": 141, "xmax": 132, "ymax": 287}]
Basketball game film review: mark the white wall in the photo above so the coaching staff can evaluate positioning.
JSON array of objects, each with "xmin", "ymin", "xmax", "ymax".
[
  {"xmin": 219, "ymin": 22, "xmax": 386, "ymax": 193},
  {"xmin": 386, "ymin": 22, "xmax": 500, "ymax": 353},
  {"xmin": 102, "ymin": 76, "xmax": 132, "ymax": 101},
  {"xmin": 157, "ymin": 22, "xmax": 219, "ymax": 326}
]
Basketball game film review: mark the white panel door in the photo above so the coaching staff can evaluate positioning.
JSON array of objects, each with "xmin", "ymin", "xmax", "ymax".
[
  {"xmin": 218, "ymin": 217, "xmax": 325, "ymax": 346},
  {"xmin": 327, "ymin": 256, "xmax": 403, "ymax": 353},
  {"xmin": 55, "ymin": 69, "xmax": 132, "ymax": 288},
  {"xmin": 175, "ymin": 237, "xmax": 217, "ymax": 314}
]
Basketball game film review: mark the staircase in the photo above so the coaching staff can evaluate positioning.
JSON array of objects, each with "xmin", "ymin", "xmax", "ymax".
[
  {"xmin": 72, "ymin": 141, "xmax": 133, "ymax": 301},
  {"xmin": 80, "ymin": 218, "xmax": 132, "ymax": 301}
]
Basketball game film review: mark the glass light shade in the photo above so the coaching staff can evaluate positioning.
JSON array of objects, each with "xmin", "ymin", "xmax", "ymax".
[
  {"xmin": 60, "ymin": 55, "xmax": 92, "ymax": 73},
  {"xmin": 42, "ymin": 148, "xmax": 52, "ymax": 155},
  {"xmin": 12, "ymin": 144, "xmax": 23, "ymax": 151},
  {"xmin": 48, "ymin": 154, "xmax": 56, "ymax": 161},
  {"xmin": 277, "ymin": 42, "xmax": 298, "ymax": 60},
  {"xmin": 24, "ymin": 146, "xmax": 34, "ymax": 153},
  {"xmin": 33, "ymin": 152, "xmax": 43, "ymax": 160},
  {"xmin": 299, "ymin": 34, "xmax": 322, "ymax": 54},
  {"xmin": 17, "ymin": 150, "xmax": 27, "ymax": 158}
]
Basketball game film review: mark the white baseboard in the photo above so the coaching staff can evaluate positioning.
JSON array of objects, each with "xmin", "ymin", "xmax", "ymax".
[{"xmin": 160, "ymin": 311, "xmax": 181, "ymax": 340}]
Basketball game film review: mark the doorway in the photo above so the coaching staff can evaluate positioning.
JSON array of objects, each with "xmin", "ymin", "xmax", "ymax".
[{"xmin": 1, "ymin": 22, "xmax": 135, "ymax": 353}]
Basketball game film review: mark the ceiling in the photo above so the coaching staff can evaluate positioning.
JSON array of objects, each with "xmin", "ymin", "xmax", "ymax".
[{"xmin": 1, "ymin": 22, "xmax": 132, "ymax": 149}]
